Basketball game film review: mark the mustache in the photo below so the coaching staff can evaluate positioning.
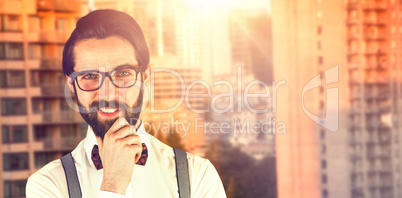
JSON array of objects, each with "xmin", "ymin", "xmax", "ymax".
[{"xmin": 89, "ymin": 100, "xmax": 128, "ymax": 110}]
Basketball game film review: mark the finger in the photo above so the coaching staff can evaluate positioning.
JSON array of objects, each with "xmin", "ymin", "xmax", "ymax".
[
  {"xmin": 113, "ymin": 125, "xmax": 137, "ymax": 140},
  {"xmin": 105, "ymin": 118, "xmax": 130, "ymax": 137},
  {"xmin": 126, "ymin": 144, "xmax": 143, "ymax": 163},
  {"xmin": 117, "ymin": 134, "xmax": 141, "ymax": 145},
  {"xmin": 96, "ymin": 136, "xmax": 104, "ymax": 154}
]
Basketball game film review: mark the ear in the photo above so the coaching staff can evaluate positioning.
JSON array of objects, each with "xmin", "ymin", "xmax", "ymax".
[
  {"xmin": 65, "ymin": 75, "xmax": 75, "ymax": 94},
  {"xmin": 142, "ymin": 65, "xmax": 151, "ymax": 84}
]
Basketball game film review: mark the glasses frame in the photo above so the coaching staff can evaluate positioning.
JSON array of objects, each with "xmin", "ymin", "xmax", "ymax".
[{"xmin": 69, "ymin": 66, "xmax": 140, "ymax": 92}]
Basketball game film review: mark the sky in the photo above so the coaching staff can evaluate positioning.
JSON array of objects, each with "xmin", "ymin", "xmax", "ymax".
[{"xmin": 186, "ymin": 0, "xmax": 271, "ymax": 14}]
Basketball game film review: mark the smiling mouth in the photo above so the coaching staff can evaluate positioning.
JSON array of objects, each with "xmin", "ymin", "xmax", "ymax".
[{"xmin": 99, "ymin": 108, "xmax": 118, "ymax": 114}]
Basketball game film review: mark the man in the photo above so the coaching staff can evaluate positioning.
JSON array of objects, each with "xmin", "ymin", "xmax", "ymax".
[{"xmin": 26, "ymin": 9, "xmax": 226, "ymax": 197}]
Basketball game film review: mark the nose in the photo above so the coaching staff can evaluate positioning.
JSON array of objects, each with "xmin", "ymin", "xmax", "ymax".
[{"xmin": 98, "ymin": 76, "xmax": 118, "ymax": 102}]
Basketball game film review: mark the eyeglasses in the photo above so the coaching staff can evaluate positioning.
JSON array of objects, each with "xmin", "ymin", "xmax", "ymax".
[{"xmin": 69, "ymin": 65, "xmax": 140, "ymax": 91}]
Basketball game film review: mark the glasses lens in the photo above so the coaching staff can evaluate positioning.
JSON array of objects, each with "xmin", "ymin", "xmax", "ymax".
[
  {"xmin": 111, "ymin": 68, "xmax": 137, "ymax": 87},
  {"xmin": 77, "ymin": 72, "xmax": 102, "ymax": 90}
]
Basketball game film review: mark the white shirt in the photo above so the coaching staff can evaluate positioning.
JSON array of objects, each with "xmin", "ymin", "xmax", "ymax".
[{"xmin": 26, "ymin": 123, "xmax": 226, "ymax": 198}]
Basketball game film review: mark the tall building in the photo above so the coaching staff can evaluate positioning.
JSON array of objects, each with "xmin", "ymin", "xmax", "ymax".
[
  {"xmin": 271, "ymin": 0, "xmax": 349, "ymax": 198},
  {"xmin": 82, "ymin": 0, "xmax": 232, "ymax": 155},
  {"xmin": 346, "ymin": 1, "xmax": 402, "ymax": 198},
  {"xmin": 0, "ymin": 0, "xmax": 83, "ymax": 197},
  {"xmin": 142, "ymin": 55, "xmax": 207, "ymax": 156},
  {"xmin": 228, "ymin": 8, "xmax": 273, "ymax": 84}
]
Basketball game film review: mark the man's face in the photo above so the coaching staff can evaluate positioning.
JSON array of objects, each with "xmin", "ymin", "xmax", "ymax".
[{"xmin": 68, "ymin": 36, "xmax": 148, "ymax": 140}]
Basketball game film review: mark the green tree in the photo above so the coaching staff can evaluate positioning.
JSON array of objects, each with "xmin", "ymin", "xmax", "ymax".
[{"xmin": 205, "ymin": 140, "xmax": 277, "ymax": 198}]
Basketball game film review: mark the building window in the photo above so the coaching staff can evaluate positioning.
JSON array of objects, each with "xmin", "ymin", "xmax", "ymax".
[
  {"xmin": 3, "ymin": 153, "xmax": 29, "ymax": 171},
  {"xmin": 33, "ymin": 125, "xmax": 52, "ymax": 141},
  {"xmin": 28, "ymin": 43, "xmax": 42, "ymax": 59},
  {"xmin": 0, "ymin": 43, "xmax": 24, "ymax": 60},
  {"xmin": 2, "ymin": 125, "xmax": 28, "ymax": 143},
  {"xmin": 322, "ymin": 159, "xmax": 327, "ymax": 169},
  {"xmin": 320, "ymin": 130, "xmax": 325, "ymax": 140},
  {"xmin": 322, "ymin": 144, "xmax": 326, "ymax": 154},
  {"xmin": 322, "ymin": 174, "xmax": 327, "ymax": 184},
  {"xmin": 4, "ymin": 180, "xmax": 27, "ymax": 198},
  {"xmin": 318, "ymin": 56, "xmax": 324, "ymax": 65},
  {"xmin": 34, "ymin": 152, "xmax": 57, "ymax": 169},
  {"xmin": 28, "ymin": 15, "xmax": 40, "ymax": 32},
  {"xmin": 0, "ymin": 14, "xmax": 22, "ymax": 32},
  {"xmin": 317, "ymin": 26, "xmax": 322, "ymax": 35},
  {"xmin": 55, "ymin": 17, "xmax": 68, "ymax": 31},
  {"xmin": 1, "ymin": 98, "xmax": 27, "ymax": 116},
  {"xmin": 0, "ymin": 70, "xmax": 25, "ymax": 88},
  {"xmin": 322, "ymin": 189, "xmax": 328, "ymax": 198}
]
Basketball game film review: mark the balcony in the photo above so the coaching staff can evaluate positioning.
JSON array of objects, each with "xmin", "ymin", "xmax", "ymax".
[
  {"xmin": 379, "ymin": 135, "xmax": 391, "ymax": 144},
  {"xmin": 348, "ymin": 47, "xmax": 360, "ymax": 54},
  {"xmin": 348, "ymin": 31, "xmax": 360, "ymax": 40},
  {"xmin": 347, "ymin": 2, "xmax": 360, "ymax": 10},
  {"xmin": 351, "ymin": 180, "xmax": 364, "ymax": 189},
  {"xmin": 42, "ymin": 137, "xmax": 82, "ymax": 151},
  {"xmin": 350, "ymin": 152, "xmax": 362, "ymax": 160},
  {"xmin": 365, "ymin": 90, "xmax": 378, "ymax": 99},
  {"xmin": 40, "ymin": 58, "xmax": 62, "ymax": 70},
  {"xmin": 366, "ymin": 121, "xmax": 380, "ymax": 129},
  {"xmin": 1, "ymin": 0, "xmax": 35, "ymax": 14},
  {"xmin": 55, "ymin": 30, "xmax": 70, "ymax": 42},
  {"xmin": 40, "ymin": 84, "xmax": 65, "ymax": 97},
  {"xmin": 364, "ymin": 32, "xmax": 387, "ymax": 40},
  {"xmin": 39, "ymin": 31, "xmax": 56, "ymax": 42},
  {"xmin": 368, "ymin": 178, "xmax": 380, "ymax": 187},
  {"xmin": 33, "ymin": 111, "xmax": 84, "ymax": 124},
  {"xmin": 365, "ymin": 76, "xmax": 390, "ymax": 84},
  {"xmin": 377, "ymin": 61, "xmax": 388, "ymax": 69},
  {"xmin": 365, "ymin": 47, "xmax": 388, "ymax": 55},
  {"xmin": 349, "ymin": 138, "xmax": 361, "ymax": 146},
  {"xmin": 366, "ymin": 135, "xmax": 378, "ymax": 144},
  {"xmin": 378, "ymin": 164, "xmax": 392, "ymax": 173},
  {"xmin": 379, "ymin": 179, "xmax": 393, "ymax": 187},
  {"xmin": 364, "ymin": 16, "xmax": 388, "ymax": 25},
  {"xmin": 348, "ymin": 63, "xmax": 360, "ymax": 71},
  {"xmin": 367, "ymin": 148, "xmax": 391, "ymax": 159},
  {"xmin": 349, "ymin": 75, "xmax": 364, "ymax": 85},
  {"xmin": 366, "ymin": 106, "xmax": 380, "ymax": 115},
  {"xmin": 363, "ymin": 2, "xmax": 388, "ymax": 10},
  {"xmin": 368, "ymin": 163, "xmax": 386, "ymax": 173},
  {"xmin": 37, "ymin": 0, "xmax": 80, "ymax": 12},
  {"xmin": 347, "ymin": 17, "xmax": 360, "ymax": 25},
  {"xmin": 365, "ymin": 62, "xmax": 388, "ymax": 70},
  {"xmin": 368, "ymin": 164, "xmax": 378, "ymax": 172}
]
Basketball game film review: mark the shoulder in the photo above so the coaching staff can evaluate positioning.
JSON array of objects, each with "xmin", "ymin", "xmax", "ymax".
[
  {"xmin": 26, "ymin": 158, "xmax": 67, "ymax": 197},
  {"xmin": 147, "ymin": 135, "xmax": 226, "ymax": 197},
  {"xmin": 26, "ymin": 140, "xmax": 86, "ymax": 198},
  {"xmin": 147, "ymin": 134, "xmax": 214, "ymax": 170}
]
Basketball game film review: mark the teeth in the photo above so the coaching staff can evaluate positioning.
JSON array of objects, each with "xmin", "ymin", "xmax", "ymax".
[{"xmin": 100, "ymin": 108, "xmax": 117, "ymax": 113}]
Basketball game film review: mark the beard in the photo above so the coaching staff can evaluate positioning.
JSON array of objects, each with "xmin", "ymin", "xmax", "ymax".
[{"xmin": 76, "ymin": 90, "xmax": 143, "ymax": 140}]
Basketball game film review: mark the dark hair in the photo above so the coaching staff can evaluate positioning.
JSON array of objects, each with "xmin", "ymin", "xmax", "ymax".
[{"xmin": 62, "ymin": 9, "xmax": 149, "ymax": 76}]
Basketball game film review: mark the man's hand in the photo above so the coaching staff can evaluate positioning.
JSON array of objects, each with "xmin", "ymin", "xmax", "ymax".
[{"xmin": 96, "ymin": 117, "xmax": 142, "ymax": 195}]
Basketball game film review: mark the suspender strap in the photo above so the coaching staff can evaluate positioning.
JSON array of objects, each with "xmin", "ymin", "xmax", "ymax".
[
  {"xmin": 61, "ymin": 149, "xmax": 190, "ymax": 198},
  {"xmin": 61, "ymin": 153, "xmax": 82, "ymax": 198},
  {"xmin": 174, "ymin": 148, "xmax": 191, "ymax": 198}
]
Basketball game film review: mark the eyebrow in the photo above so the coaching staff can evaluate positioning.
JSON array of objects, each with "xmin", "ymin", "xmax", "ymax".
[
  {"xmin": 113, "ymin": 64, "xmax": 139, "ymax": 71},
  {"xmin": 74, "ymin": 63, "xmax": 139, "ymax": 72}
]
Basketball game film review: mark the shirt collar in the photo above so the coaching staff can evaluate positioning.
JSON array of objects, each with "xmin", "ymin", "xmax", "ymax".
[{"xmin": 84, "ymin": 119, "xmax": 150, "ymax": 166}]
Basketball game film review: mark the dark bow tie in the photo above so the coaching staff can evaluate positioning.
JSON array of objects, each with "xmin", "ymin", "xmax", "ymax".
[{"xmin": 91, "ymin": 143, "xmax": 148, "ymax": 170}]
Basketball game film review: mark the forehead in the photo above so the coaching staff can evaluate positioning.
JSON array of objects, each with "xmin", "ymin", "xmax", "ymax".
[{"xmin": 73, "ymin": 36, "xmax": 138, "ymax": 71}]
